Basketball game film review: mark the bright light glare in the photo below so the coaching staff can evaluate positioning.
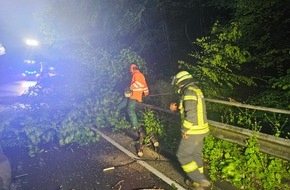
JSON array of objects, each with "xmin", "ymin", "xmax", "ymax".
[
  {"xmin": 19, "ymin": 81, "xmax": 37, "ymax": 95},
  {"xmin": 24, "ymin": 59, "xmax": 36, "ymax": 64},
  {"xmin": 0, "ymin": 43, "xmax": 5, "ymax": 55},
  {"xmin": 25, "ymin": 39, "xmax": 39, "ymax": 46}
]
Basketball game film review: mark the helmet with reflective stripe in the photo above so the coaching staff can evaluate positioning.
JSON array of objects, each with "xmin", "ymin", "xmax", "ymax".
[{"xmin": 172, "ymin": 71, "xmax": 193, "ymax": 86}]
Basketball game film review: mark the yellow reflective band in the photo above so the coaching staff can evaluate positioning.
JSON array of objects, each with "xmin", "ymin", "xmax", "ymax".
[
  {"xmin": 193, "ymin": 182, "xmax": 200, "ymax": 187},
  {"xmin": 179, "ymin": 100, "xmax": 183, "ymax": 110},
  {"xmin": 197, "ymin": 95, "xmax": 204, "ymax": 126},
  {"xmin": 180, "ymin": 86, "xmax": 209, "ymax": 134},
  {"xmin": 183, "ymin": 120, "xmax": 193, "ymax": 128},
  {"xmin": 182, "ymin": 160, "xmax": 198, "ymax": 173},
  {"xmin": 183, "ymin": 120, "xmax": 209, "ymax": 134},
  {"xmin": 188, "ymin": 86, "xmax": 202, "ymax": 94},
  {"xmin": 183, "ymin": 95, "xmax": 197, "ymax": 101},
  {"xmin": 198, "ymin": 167, "xmax": 204, "ymax": 174},
  {"xmin": 188, "ymin": 87, "xmax": 207, "ymax": 128},
  {"xmin": 183, "ymin": 120, "xmax": 208, "ymax": 130}
]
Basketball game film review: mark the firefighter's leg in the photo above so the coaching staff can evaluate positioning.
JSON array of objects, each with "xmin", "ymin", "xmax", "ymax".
[
  {"xmin": 177, "ymin": 133, "xmax": 211, "ymax": 189},
  {"xmin": 191, "ymin": 133, "xmax": 208, "ymax": 177},
  {"xmin": 127, "ymin": 99, "xmax": 138, "ymax": 129}
]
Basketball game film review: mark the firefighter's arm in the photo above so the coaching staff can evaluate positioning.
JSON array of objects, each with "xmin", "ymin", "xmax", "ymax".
[
  {"xmin": 124, "ymin": 87, "xmax": 132, "ymax": 97},
  {"xmin": 181, "ymin": 129, "xmax": 189, "ymax": 139}
]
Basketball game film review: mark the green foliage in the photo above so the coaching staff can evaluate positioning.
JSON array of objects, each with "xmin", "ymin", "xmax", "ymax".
[
  {"xmin": 233, "ymin": 0, "xmax": 289, "ymax": 66},
  {"xmin": 207, "ymin": 0, "xmax": 290, "ymax": 120},
  {"xmin": 73, "ymin": 46, "xmax": 148, "ymax": 96},
  {"xmin": 144, "ymin": 109, "xmax": 181, "ymax": 153},
  {"xmin": 206, "ymin": 102, "xmax": 289, "ymax": 138},
  {"xmin": 203, "ymin": 134, "xmax": 290, "ymax": 190},
  {"xmin": 220, "ymin": 108, "xmax": 262, "ymax": 132},
  {"xmin": 124, "ymin": 106, "xmax": 181, "ymax": 152},
  {"xmin": 158, "ymin": 117, "xmax": 181, "ymax": 153},
  {"xmin": 131, "ymin": 109, "xmax": 163, "ymax": 146},
  {"xmin": 0, "ymin": 39, "xmax": 151, "ymax": 156},
  {"xmin": 145, "ymin": 78, "xmax": 177, "ymax": 109},
  {"xmin": 102, "ymin": 109, "xmax": 132, "ymax": 132},
  {"xmin": 57, "ymin": 99, "xmax": 102, "ymax": 147},
  {"xmin": 116, "ymin": 48, "xmax": 149, "ymax": 75},
  {"xmin": 264, "ymin": 113, "xmax": 289, "ymax": 138},
  {"xmin": 0, "ymin": 108, "xmax": 61, "ymax": 155},
  {"xmin": 250, "ymin": 68, "xmax": 290, "ymax": 111},
  {"xmin": 0, "ymin": 100, "xmax": 98, "ymax": 156},
  {"xmin": 142, "ymin": 109, "xmax": 163, "ymax": 135},
  {"xmin": 179, "ymin": 21, "xmax": 255, "ymax": 98},
  {"xmin": 271, "ymin": 68, "xmax": 290, "ymax": 94}
]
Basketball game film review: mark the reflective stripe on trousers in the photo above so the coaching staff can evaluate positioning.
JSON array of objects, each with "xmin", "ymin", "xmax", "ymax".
[{"xmin": 177, "ymin": 133, "xmax": 208, "ymax": 182}]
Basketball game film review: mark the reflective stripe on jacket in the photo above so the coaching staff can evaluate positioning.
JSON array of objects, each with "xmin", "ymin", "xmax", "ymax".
[
  {"xmin": 178, "ymin": 85, "xmax": 209, "ymax": 134},
  {"xmin": 130, "ymin": 70, "xmax": 149, "ymax": 102}
]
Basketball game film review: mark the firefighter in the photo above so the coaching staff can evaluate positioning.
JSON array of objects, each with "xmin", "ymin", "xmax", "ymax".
[{"xmin": 170, "ymin": 71, "xmax": 211, "ymax": 190}]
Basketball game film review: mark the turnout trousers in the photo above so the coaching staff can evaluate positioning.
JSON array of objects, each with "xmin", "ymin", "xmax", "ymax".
[{"xmin": 176, "ymin": 132, "xmax": 209, "ymax": 183}]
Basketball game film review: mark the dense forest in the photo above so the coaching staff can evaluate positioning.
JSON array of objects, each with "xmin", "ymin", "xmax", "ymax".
[{"xmin": 28, "ymin": 0, "xmax": 289, "ymax": 106}]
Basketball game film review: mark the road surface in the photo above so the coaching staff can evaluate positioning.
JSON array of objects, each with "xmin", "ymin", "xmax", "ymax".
[{"xmin": 0, "ymin": 78, "xmax": 37, "ymax": 112}]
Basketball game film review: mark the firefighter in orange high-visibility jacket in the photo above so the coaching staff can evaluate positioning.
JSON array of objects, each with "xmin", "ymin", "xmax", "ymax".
[
  {"xmin": 128, "ymin": 64, "xmax": 149, "ymax": 129},
  {"xmin": 170, "ymin": 71, "xmax": 211, "ymax": 190}
]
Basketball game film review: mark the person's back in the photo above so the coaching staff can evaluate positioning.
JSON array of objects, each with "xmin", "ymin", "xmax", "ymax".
[
  {"xmin": 181, "ymin": 82, "xmax": 208, "ymax": 134},
  {"xmin": 129, "ymin": 64, "xmax": 149, "ymax": 102}
]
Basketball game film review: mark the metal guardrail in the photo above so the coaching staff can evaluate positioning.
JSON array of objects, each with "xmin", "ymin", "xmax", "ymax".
[
  {"xmin": 209, "ymin": 120, "xmax": 290, "ymax": 161},
  {"xmin": 138, "ymin": 103, "xmax": 290, "ymax": 161},
  {"xmin": 205, "ymin": 98, "xmax": 290, "ymax": 115},
  {"xmin": 148, "ymin": 93, "xmax": 290, "ymax": 115}
]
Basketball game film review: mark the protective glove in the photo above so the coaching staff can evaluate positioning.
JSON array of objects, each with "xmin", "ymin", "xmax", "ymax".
[
  {"xmin": 181, "ymin": 129, "xmax": 189, "ymax": 139},
  {"xmin": 124, "ymin": 87, "xmax": 132, "ymax": 98}
]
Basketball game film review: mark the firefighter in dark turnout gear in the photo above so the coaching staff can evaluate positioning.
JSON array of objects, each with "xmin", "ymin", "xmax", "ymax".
[{"xmin": 170, "ymin": 71, "xmax": 211, "ymax": 190}]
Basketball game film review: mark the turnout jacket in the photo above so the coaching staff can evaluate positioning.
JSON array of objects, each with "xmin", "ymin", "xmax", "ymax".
[
  {"xmin": 178, "ymin": 83, "xmax": 209, "ymax": 134},
  {"xmin": 130, "ymin": 70, "xmax": 149, "ymax": 102}
]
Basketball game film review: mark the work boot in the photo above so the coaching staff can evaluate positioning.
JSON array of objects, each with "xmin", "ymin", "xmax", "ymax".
[
  {"xmin": 185, "ymin": 179, "xmax": 211, "ymax": 190},
  {"xmin": 198, "ymin": 179, "xmax": 211, "ymax": 190}
]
